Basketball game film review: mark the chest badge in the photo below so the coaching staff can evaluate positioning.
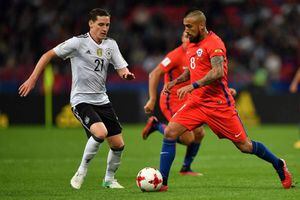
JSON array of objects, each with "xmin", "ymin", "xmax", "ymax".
[
  {"xmin": 105, "ymin": 48, "xmax": 113, "ymax": 59},
  {"xmin": 196, "ymin": 48, "xmax": 203, "ymax": 57},
  {"xmin": 97, "ymin": 48, "xmax": 102, "ymax": 57}
]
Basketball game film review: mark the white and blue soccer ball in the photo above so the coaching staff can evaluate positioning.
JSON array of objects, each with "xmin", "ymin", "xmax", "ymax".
[{"xmin": 136, "ymin": 167, "xmax": 163, "ymax": 192}]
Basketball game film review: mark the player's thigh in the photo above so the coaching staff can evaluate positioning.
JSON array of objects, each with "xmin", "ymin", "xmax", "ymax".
[
  {"xmin": 90, "ymin": 122, "xmax": 108, "ymax": 139},
  {"xmin": 106, "ymin": 134, "xmax": 124, "ymax": 149},
  {"xmin": 159, "ymin": 94, "xmax": 185, "ymax": 121},
  {"xmin": 170, "ymin": 100, "xmax": 205, "ymax": 132},
  {"xmin": 72, "ymin": 103, "xmax": 107, "ymax": 138},
  {"xmin": 95, "ymin": 103, "xmax": 123, "ymax": 137},
  {"xmin": 159, "ymin": 98, "xmax": 175, "ymax": 121},
  {"xmin": 206, "ymin": 107, "xmax": 247, "ymax": 143}
]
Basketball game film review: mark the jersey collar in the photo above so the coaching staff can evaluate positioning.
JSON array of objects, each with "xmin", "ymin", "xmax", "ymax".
[{"xmin": 88, "ymin": 32, "xmax": 104, "ymax": 46}]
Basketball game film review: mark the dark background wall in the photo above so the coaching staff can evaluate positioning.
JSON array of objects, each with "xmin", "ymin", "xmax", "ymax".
[{"xmin": 0, "ymin": 90, "xmax": 299, "ymax": 125}]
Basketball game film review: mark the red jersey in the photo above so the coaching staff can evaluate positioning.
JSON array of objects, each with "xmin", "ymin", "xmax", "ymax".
[
  {"xmin": 186, "ymin": 31, "xmax": 235, "ymax": 108},
  {"xmin": 159, "ymin": 45, "xmax": 189, "ymax": 92},
  {"xmin": 158, "ymin": 45, "xmax": 189, "ymax": 120}
]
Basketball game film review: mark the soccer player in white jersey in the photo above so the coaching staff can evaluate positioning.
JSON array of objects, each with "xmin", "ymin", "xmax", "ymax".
[{"xmin": 19, "ymin": 8, "xmax": 135, "ymax": 189}]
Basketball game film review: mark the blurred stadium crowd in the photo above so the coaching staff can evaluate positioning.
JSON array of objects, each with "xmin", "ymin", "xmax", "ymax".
[{"xmin": 0, "ymin": 0, "xmax": 299, "ymax": 94}]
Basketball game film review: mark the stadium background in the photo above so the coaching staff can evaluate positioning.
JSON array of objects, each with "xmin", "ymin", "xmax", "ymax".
[
  {"xmin": 0, "ymin": 1, "xmax": 299, "ymax": 199},
  {"xmin": 0, "ymin": 0, "xmax": 299, "ymax": 126}
]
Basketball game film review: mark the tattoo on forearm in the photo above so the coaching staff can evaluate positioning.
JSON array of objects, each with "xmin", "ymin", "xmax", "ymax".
[
  {"xmin": 175, "ymin": 69, "xmax": 190, "ymax": 84},
  {"xmin": 198, "ymin": 56, "xmax": 224, "ymax": 86}
]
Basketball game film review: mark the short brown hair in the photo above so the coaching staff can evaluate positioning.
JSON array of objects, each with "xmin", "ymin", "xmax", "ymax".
[{"xmin": 88, "ymin": 8, "xmax": 110, "ymax": 21}]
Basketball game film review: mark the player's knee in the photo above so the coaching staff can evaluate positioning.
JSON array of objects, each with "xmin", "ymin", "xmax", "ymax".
[
  {"xmin": 109, "ymin": 139, "xmax": 124, "ymax": 150},
  {"xmin": 111, "ymin": 145, "xmax": 125, "ymax": 152},
  {"xmin": 91, "ymin": 134, "xmax": 105, "ymax": 143},
  {"xmin": 179, "ymin": 133, "xmax": 194, "ymax": 145},
  {"xmin": 90, "ymin": 122, "xmax": 108, "ymax": 139},
  {"xmin": 237, "ymin": 142, "xmax": 253, "ymax": 153},
  {"xmin": 234, "ymin": 138, "xmax": 253, "ymax": 153},
  {"xmin": 92, "ymin": 132, "xmax": 106, "ymax": 140},
  {"xmin": 184, "ymin": 137, "xmax": 194, "ymax": 145},
  {"xmin": 164, "ymin": 126, "xmax": 178, "ymax": 140},
  {"xmin": 194, "ymin": 127, "xmax": 205, "ymax": 142}
]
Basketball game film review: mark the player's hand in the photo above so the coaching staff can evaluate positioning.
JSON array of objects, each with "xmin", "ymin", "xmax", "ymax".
[
  {"xmin": 18, "ymin": 77, "xmax": 36, "ymax": 97},
  {"xmin": 229, "ymin": 88, "xmax": 237, "ymax": 97},
  {"xmin": 122, "ymin": 72, "xmax": 135, "ymax": 80},
  {"xmin": 163, "ymin": 80, "xmax": 176, "ymax": 94},
  {"xmin": 289, "ymin": 83, "xmax": 298, "ymax": 93},
  {"xmin": 177, "ymin": 84, "xmax": 194, "ymax": 100},
  {"xmin": 144, "ymin": 99, "xmax": 155, "ymax": 114}
]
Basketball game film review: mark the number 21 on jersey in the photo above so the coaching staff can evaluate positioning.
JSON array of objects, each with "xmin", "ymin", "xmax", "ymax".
[{"xmin": 94, "ymin": 58, "xmax": 104, "ymax": 71}]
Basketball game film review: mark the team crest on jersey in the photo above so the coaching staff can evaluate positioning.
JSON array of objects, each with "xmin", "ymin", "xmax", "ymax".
[
  {"xmin": 84, "ymin": 116, "xmax": 90, "ymax": 125},
  {"xmin": 196, "ymin": 48, "xmax": 203, "ymax": 57},
  {"xmin": 105, "ymin": 48, "xmax": 113, "ymax": 59},
  {"xmin": 97, "ymin": 49, "xmax": 102, "ymax": 57}
]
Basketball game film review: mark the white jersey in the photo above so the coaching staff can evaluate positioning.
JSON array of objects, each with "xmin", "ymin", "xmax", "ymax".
[{"xmin": 53, "ymin": 33, "xmax": 128, "ymax": 106}]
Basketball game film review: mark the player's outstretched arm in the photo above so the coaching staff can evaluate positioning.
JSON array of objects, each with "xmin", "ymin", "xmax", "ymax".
[
  {"xmin": 144, "ymin": 66, "xmax": 164, "ymax": 114},
  {"xmin": 289, "ymin": 67, "xmax": 300, "ymax": 93},
  {"xmin": 18, "ymin": 49, "xmax": 57, "ymax": 97},
  {"xmin": 177, "ymin": 55, "xmax": 224, "ymax": 99},
  {"xmin": 117, "ymin": 67, "xmax": 135, "ymax": 80}
]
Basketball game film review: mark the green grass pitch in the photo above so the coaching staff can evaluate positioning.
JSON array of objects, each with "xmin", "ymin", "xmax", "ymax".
[{"xmin": 0, "ymin": 125, "xmax": 299, "ymax": 200}]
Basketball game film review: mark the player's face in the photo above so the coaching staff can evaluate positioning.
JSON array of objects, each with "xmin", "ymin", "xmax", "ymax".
[
  {"xmin": 89, "ymin": 16, "xmax": 110, "ymax": 42},
  {"xmin": 183, "ymin": 17, "xmax": 200, "ymax": 43}
]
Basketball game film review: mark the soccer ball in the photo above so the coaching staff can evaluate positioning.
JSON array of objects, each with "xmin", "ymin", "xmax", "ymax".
[{"xmin": 136, "ymin": 167, "xmax": 163, "ymax": 192}]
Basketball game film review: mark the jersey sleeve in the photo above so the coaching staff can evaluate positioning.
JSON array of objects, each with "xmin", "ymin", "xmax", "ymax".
[
  {"xmin": 159, "ymin": 47, "xmax": 181, "ymax": 73},
  {"xmin": 110, "ymin": 40, "xmax": 128, "ymax": 69},
  {"xmin": 206, "ymin": 37, "xmax": 226, "ymax": 59},
  {"xmin": 53, "ymin": 37, "xmax": 80, "ymax": 60}
]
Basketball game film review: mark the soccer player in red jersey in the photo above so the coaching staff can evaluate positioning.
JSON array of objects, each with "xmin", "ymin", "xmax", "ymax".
[
  {"xmin": 143, "ymin": 33, "xmax": 237, "ymax": 176},
  {"xmin": 142, "ymin": 33, "xmax": 205, "ymax": 176},
  {"xmin": 158, "ymin": 10, "xmax": 293, "ymax": 192}
]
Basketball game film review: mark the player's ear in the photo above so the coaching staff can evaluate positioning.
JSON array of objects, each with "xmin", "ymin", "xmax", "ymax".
[
  {"xmin": 198, "ymin": 24, "xmax": 203, "ymax": 32},
  {"xmin": 88, "ymin": 20, "xmax": 93, "ymax": 28}
]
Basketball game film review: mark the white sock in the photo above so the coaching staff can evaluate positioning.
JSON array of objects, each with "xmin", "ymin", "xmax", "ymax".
[
  {"xmin": 78, "ymin": 136, "xmax": 102, "ymax": 174},
  {"xmin": 104, "ymin": 149, "xmax": 123, "ymax": 182}
]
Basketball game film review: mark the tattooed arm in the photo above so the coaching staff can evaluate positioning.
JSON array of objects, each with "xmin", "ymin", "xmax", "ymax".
[
  {"xmin": 163, "ymin": 68, "xmax": 190, "ymax": 94},
  {"xmin": 197, "ymin": 55, "xmax": 224, "ymax": 87},
  {"xmin": 174, "ymin": 67, "xmax": 191, "ymax": 84},
  {"xmin": 177, "ymin": 55, "xmax": 224, "ymax": 99}
]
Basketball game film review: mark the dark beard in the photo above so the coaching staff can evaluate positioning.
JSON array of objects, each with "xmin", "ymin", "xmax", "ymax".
[{"xmin": 189, "ymin": 34, "xmax": 201, "ymax": 43}]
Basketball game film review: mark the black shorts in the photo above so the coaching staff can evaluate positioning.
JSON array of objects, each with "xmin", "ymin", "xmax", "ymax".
[{"xmin": 72, "ymin": 102, "xmax": 122, "ymax": 138}]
